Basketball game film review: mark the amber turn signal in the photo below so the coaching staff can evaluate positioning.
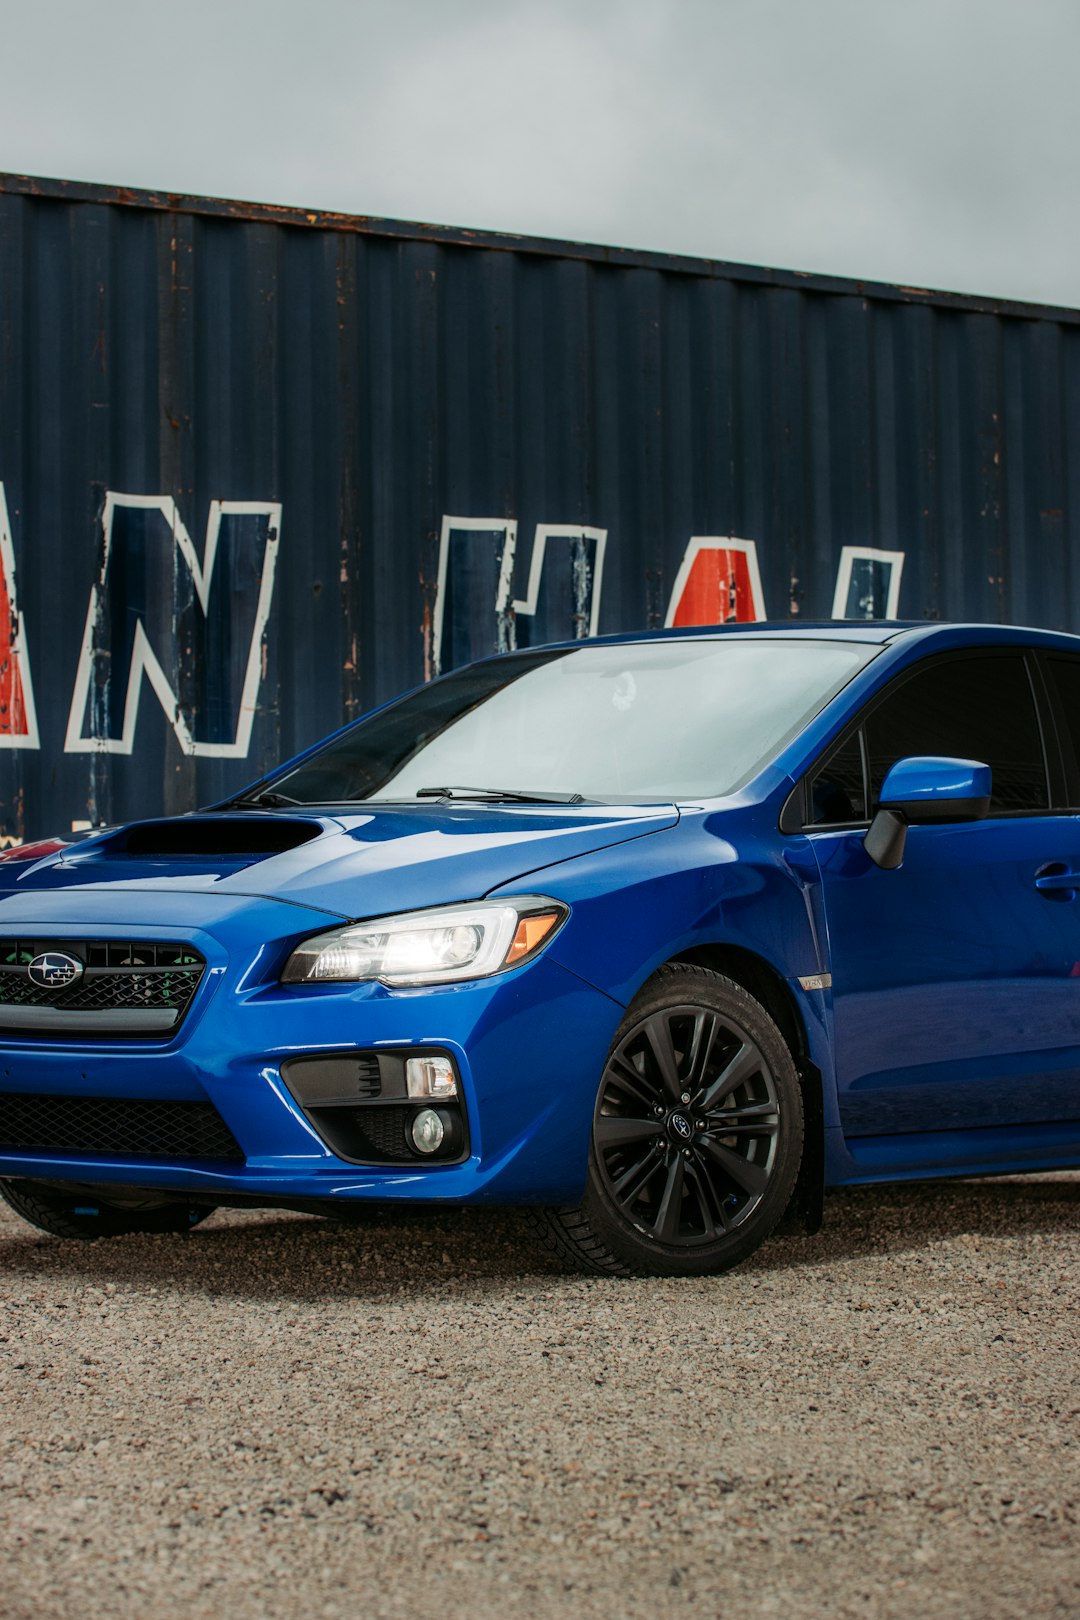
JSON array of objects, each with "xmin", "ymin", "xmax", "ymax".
[{"xmin": 505, "ymin": 911, "xmax": 564, "ymax": 966}]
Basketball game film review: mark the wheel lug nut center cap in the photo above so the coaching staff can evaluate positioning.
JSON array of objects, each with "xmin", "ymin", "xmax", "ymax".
[{"xmin": 667, "ymin": 1110, "xmax": 694, "ymax": 1144}]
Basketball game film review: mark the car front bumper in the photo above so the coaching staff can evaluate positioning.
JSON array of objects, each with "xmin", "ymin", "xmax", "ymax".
[{"xmin": 0, "ymin": 889, "xmax": 622, "ymax": 1206}]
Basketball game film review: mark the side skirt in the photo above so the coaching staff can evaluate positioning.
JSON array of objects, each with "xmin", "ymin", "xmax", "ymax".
[{"xmin": 824, "ymin": 1119, "xmax": 1080, "ymax": 1186}]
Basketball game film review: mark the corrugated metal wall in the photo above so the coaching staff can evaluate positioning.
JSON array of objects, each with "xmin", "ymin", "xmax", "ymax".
[{"xmin": 0, "ymin": 172, "xmax": 1078, "ymax": 838}]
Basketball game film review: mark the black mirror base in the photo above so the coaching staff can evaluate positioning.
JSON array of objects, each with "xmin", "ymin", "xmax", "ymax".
[{"xmin": 864, "ymin": 808, "xmax": 907, "ymax": 870}]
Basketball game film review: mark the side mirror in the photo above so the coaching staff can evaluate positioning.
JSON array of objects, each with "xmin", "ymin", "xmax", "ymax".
[{"xmin": 864, "ymin": 756, "xmax": 992, "ymax": 870}]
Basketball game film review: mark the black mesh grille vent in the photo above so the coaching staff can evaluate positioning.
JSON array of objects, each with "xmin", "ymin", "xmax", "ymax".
[
  {"xmin": 309, "ymin": 1104, "xmax": 415, "ymax": 1163},
  {"xmin": 0, "ymin": 1093, "xmax": 243, "ymax": 1161},
  {"xmin": 351, "ymin": 1105, "xmax": 413, "ymax": 1160}
]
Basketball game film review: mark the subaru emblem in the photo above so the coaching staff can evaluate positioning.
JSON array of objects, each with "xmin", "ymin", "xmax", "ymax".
[{"xmin": 27, "ymin": 951, "xmax": 84, "ymax": 990}]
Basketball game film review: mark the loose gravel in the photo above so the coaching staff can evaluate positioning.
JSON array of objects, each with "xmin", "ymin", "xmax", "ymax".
[{"xmin": 1, "ymin": 1174, "xmax": 1078, "ymax": 1620}]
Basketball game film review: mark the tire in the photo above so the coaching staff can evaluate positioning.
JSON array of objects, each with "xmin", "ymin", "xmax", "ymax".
[
  {"xmin": 0, "ymin": 1178, "xmax": 216, "ymax": 1240},
  {"xmin": 529, "ymin": 965, "xmax": 804, "ymax": 1277}
]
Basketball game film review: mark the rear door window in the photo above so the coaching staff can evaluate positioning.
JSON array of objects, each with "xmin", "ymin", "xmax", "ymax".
[{"xmin": 1043, "ymin": 656, "xmax": 1080, "ymax": 805}]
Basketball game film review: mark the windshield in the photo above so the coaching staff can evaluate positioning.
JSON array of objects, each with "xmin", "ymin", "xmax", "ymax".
[{"xmin": 266, "ymin": 638, "xmax": 873, "ymax": 804}]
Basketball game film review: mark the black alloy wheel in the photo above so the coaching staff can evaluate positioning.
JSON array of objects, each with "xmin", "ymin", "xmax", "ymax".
[
  {"xmin": 0, "ymin": 1178, "xmax": 216, "ymax": 1240},
  {"xmin": 530, "ymin": 965, "xmax": 804, "ymax": 1276}
]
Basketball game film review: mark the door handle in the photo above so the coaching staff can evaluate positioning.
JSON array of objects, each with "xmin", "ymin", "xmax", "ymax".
[{"xmin": 1035, "ymin": 863, "xmax": 1080, "ymax": 899}]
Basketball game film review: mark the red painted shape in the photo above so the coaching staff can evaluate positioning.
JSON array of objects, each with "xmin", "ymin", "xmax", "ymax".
[
  {"xmin": 0, "ymin": 837, "xmax": 69, "ymax": 863},
  {"xmin": 671, "ymin": 547, "xmax": 758, "ymax": 627},
  {"xmin": 0, "ymin": 564, "xmax": 27, "ymax": 736}
]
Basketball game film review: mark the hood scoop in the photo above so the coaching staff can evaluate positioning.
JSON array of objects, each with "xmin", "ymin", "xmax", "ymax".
[{"xmin": 104, "ymin": 817, "xmax": 323, "ymax": 859}]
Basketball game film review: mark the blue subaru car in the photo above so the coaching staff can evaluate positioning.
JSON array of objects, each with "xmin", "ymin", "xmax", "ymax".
[{"xmin": 1, "ymin": 621, "xmax": 1079, "ymax": 1276}]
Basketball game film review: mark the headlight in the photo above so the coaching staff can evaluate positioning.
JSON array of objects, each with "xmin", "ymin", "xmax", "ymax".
[{"xmin": 281, "ymin": 897, "xmax": 568, "ymax": 987}]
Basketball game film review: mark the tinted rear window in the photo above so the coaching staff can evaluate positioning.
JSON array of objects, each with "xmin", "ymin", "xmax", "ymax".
[{"xmin": 1045, "ymin": 657, "xmax": 1080, "ymax": 804}]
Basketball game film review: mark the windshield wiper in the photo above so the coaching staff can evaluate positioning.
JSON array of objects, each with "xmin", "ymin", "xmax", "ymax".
[
  {"xmin": 229, "ymin": 789, "xmax": 303, "ymax": 809},
  {"xmin": 415, "ymin": 785, "xmax": 587, "ymax": 805}
]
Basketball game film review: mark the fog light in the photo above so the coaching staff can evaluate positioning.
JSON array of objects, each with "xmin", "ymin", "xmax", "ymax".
[
  {"xmin": 406, "ymin": 1055, "xmax": 458, "ymax": 1099},
  {"xmin": 410, "ymin": 1107, "xmax": 446, "ymax": 1155}
]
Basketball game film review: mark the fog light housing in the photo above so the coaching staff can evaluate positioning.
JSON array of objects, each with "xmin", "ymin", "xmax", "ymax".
[
  {"xmin": 410, "ymin": 1107, "xmax": 447, "ymax": 1155},
  {"xmin": 406, "ymin": 1055, "xmax": 458, "ymax": 1100}
]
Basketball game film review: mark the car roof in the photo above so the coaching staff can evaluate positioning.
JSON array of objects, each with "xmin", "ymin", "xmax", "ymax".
[{"xmin": 539, "ymin": 620, "xmax": 1080, "ymax": 653}]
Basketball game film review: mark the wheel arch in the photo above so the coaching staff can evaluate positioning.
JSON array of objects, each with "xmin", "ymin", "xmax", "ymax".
[{"xmin": 664, "ymin": 942, "xmax": 825, "ymax": 1235}]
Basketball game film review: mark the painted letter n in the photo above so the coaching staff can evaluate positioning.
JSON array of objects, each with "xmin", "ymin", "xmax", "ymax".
[{"xmin": 65, "ymin": 494, "xmax": 281, "ymax": 758}]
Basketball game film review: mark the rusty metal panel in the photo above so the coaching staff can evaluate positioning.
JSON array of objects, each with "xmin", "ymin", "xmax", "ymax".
[{"xmin": 0, "ymin": 171, "xmax": 1079, "ymax": 839}]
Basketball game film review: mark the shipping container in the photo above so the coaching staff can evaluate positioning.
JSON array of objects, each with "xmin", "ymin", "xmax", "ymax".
[{"xmin": 0, "ymin": 170, "xmax": 1078, "ymax": 839}]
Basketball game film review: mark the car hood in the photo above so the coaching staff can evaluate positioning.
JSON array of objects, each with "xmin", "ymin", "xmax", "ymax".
[{"xmin": 0, "ymin": 804, "xmax": 679, "ymax": 921}]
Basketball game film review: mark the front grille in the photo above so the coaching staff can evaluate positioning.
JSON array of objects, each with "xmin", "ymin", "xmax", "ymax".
[
  {"xmin": 0, "ymin": 1093, "xmax": 243, "ymax": 1161},
  {"xmin": 0, "ymin": 940, "xmax": 205, "ymax": 1036}
]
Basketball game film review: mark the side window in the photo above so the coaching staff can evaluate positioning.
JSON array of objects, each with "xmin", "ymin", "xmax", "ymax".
[
  {"xmin": 807, "ymin": 730, "xmax": 866, "ymax": 825},
  {"xmin": 1044, "ymin": 657, "xmax": 1080, "ymax": 804},
  {"xmin": 866, "ymin": 654, "xmax": 1048, "ymax": 814}
]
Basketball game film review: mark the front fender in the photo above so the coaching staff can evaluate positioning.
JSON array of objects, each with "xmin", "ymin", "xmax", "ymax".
[
  {"xmin": 489, "ymin": 807, "xmax": 840, "ymax": 1135},
  {"xmin": 495, "ymin": 810, "xmax": 817, "ymax": 997}
]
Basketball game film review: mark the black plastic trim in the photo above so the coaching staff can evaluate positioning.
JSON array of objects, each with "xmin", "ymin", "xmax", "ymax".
[
  {"xmin": 0, "ymin": 1007, "xmax": 178, "ymax": 1033},
  {"xmin": 279, "ymin": 1049, "xmax": 470, "ymax": 1167},
  {"xmin": 891, "ymin": 794, "xmax": 992, "ymax": 824}
]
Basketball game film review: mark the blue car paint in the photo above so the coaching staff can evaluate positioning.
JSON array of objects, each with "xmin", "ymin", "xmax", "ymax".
[
  {"xmin": 879, "ymin": 756, "xmax": 992, "ymax": 807},
  {"xmin": 12, "ymin": 803, "xmax": 680, "ymax": 916},
  {"xmin": 0, "ymin": 620, "xmax": 1079, "ymax": 1215},
  {"xmin": 813, "ymin": 815, "xmax": 1080, "ymax": 1130}
]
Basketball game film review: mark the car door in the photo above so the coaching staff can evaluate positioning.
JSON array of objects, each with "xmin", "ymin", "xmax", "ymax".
[{"xmin": 804, "ymin": 648, "xmax": 1080, "ymax": 1137}]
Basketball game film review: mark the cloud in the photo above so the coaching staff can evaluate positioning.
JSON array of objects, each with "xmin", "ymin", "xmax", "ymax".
[{"xmin": 0, "ymin": 0, "xmax": 1077, "ymax": 305}]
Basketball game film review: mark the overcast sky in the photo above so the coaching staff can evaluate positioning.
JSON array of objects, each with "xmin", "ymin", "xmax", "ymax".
[{"xmin": 1, "ymin": 0, "xmax": 1077, "ymax": 307}]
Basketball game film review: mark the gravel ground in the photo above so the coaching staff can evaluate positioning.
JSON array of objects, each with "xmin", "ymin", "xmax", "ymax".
[{"xmin": 1, "ymin": 1174, "xmax": 1078, "ymax": 1620}]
